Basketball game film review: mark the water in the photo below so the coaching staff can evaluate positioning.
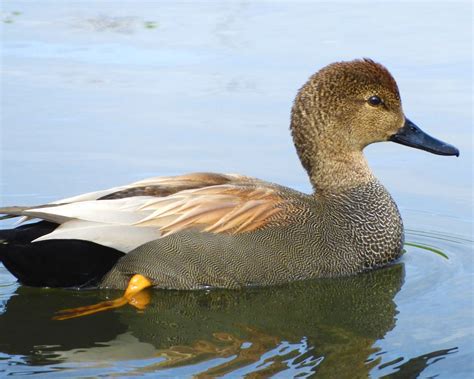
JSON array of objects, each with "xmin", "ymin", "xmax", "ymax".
[{"xmin": 0, "ymin": 1, "xmax": 472, "ymax": 377}]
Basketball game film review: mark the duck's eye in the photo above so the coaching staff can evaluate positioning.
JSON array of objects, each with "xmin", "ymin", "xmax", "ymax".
[{"xmin": 368, "ymin": 95, "xmax": 382, "ymax": 106}]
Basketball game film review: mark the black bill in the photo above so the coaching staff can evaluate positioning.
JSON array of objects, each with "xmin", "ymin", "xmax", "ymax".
[{"xmin": 390, "ymin": 118, "xmax": 459, "ymax": 157}]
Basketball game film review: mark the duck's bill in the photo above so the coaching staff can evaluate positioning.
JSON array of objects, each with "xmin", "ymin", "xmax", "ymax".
[{"xmin": 390, "ymin": 118, "xmax": 459, "ymax": 157}]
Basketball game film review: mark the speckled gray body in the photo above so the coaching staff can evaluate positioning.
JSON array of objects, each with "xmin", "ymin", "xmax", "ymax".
[{"xmin": 101, "ymin": 180, "xmax": 404, "ymax": 289}]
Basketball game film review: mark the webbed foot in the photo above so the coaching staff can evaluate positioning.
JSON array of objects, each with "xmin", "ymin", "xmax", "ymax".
[{"xmin": 53, "ymin": 274, "xmax": 152, "ymax": 320}]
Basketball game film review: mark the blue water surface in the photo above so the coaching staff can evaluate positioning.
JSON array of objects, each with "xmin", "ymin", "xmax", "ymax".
[{"xmin": 1, "ymin": 2, "xmax": 472, "ymax": 378}]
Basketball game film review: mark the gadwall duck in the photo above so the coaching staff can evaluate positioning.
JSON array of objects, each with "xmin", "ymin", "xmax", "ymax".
[{"xmin": 0, "ymin": 59, "xmax": 458, "ymax": 318}]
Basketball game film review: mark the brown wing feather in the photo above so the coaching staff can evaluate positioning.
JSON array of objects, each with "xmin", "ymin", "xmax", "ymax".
[
  {"xmin": 134, "ymin": 184, "xmax": 287, "ymax": 237},
  {"xmin": 100, "ymin": 172, "xmax": 237, "ymax": 200}
]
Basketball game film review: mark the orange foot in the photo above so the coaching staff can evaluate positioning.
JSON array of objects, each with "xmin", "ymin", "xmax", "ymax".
[{"xmin": 53, "ymin": 274, "xmax": 153, "ymax": 320}]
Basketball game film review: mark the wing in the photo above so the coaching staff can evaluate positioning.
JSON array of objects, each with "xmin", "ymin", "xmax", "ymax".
[
  {"xmin": 0, "ymin": 172, "xmax": 237, "ymax": 222},
  {"xmin": 0, "ymin": 173, "xmax": 309, "ymax": 253}
]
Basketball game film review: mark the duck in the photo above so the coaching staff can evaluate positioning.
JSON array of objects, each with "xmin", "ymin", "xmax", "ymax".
[{"xmin": 0, "ymin": 58, "xmax": 459, "ymax": 319}]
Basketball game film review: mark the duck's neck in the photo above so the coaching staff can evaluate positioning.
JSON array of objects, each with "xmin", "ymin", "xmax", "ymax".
[
  {"xmin": 290, "ymin": 97, "xmax": 376, "ymax": 194},
  {"xmin": 307, "ymin": 149, "xmax": 375, "ymax": 194},
  {"xmin": 290, "ymin": 116, "xmax": 375, "ymax": 193}
]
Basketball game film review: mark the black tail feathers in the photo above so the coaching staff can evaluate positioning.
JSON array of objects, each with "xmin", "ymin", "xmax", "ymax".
[{"xmin": 0, "ymin": 221, "xmax": 124, "ymax": 288}]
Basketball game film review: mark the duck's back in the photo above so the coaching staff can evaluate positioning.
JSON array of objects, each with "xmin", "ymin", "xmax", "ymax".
[{"xmin": 101, "ymin": 180, "xmax": 404, "ymax": 290}]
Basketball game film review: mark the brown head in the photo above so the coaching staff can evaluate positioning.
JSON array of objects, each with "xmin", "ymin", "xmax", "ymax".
[{"xmin": 290, "ymin": 58, "xmax": 459, "ymax": 193}]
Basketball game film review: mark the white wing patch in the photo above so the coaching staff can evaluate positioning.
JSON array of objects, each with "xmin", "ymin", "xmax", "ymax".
[
  {"xmin": 33, "ymin": 221, "xmax": 162, "ymax": 253},
  {"xmin": 23, "ymin": 197, "xmax": 156, "ymax": 225}
]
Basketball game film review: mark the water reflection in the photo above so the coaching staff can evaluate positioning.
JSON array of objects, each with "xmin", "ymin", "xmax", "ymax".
[
  {"xmin": 0, "ymin": 264, "xmax": 457, "ymax": 377},
  {"xmin": 379, "ymin": 347, "xmax": 458, "ymax": 379}
]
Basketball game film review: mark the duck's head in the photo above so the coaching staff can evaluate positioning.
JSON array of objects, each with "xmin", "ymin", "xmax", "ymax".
[{"xmin": 291, "ymin": 58, "xmax": 459, "ymax": 191}]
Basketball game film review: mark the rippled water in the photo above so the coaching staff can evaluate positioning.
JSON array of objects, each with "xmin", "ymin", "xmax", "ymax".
[{"xmin": 1, "ymin": 2, "xmax": 472, "ymax": 378}]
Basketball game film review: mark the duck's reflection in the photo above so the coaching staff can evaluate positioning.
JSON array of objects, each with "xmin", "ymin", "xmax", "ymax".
[{"xmin": 0, "ymin": 264, "xmax": 457, "ymax": 377}]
